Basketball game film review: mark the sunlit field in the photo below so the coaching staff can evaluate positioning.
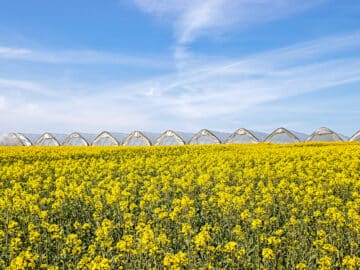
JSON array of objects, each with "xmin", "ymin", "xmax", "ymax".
[{"xmin": 0, "ymin": 143, "xmax": 360, "ymax": 269}]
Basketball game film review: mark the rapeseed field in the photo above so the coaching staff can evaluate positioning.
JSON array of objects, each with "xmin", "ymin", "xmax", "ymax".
[{"xmin": 0, "ymin": 143, "xmax": 359, "ymax": 269}]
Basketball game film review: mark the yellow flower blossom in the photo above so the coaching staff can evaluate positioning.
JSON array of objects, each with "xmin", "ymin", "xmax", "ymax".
[
  {"xmin": 163, "ymin": 251, "xmax": 188, "ymax": 269},
  {"xmin": 0, "ymin": 143, "xmax": 359, "ymax": 268},
  {"xmin": 262, "ymin": 248, "xmax": 275, "ymax": 260}
]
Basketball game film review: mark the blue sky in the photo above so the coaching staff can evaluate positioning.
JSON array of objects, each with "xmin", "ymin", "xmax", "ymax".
[{"xmin": 0, "ymin": 0, "xmax": 360, "ymax": 136}]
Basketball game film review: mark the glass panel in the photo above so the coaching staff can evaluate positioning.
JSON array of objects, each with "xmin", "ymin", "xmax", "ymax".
[
  {"xmin": 0, "ymin": 134, "xmax": 22, "ymax": 146},
  {"xmin": 125, "ymin": 137, "xmax": 149, "ymax": 146},
  {"xmin": 192, "ymin": 135, "xmax": 219, "ymax": 144},
  {"xmin": 93, "ymin": 137, "xmax": 118, "ymax": 146},
  {"xmin": 269, "ymin": 133, "xmax": 296, "ymax": 144},
  {"xmin": 310, "ymin": 134, "xmax": 339, "ymax": 142},
  {"xmin": 229, "ymin": 134, "xmax": 255, "ymax": 143},
  {"xmin": 353, "ymin": 135, "xmax": 360, "ymax": 141},
  {"xmin": 64, "ymin": 137, "xmax": 88, "ymax": 146},
  {"xmin": 39, "ymin": 138, "xmax": 59, "ymax": 146},
  {"xmin": 157, "ymin": 136, "xmax": 182, "ymax": 145}
]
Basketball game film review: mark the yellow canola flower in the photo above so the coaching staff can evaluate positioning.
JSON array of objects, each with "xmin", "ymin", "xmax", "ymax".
[
  {"xmin": 87, "ymin": 256, "xmax": 111, "ymax": 270},
  {"xmin": 295, "ymin": 262, "xmax": 307, "ymax": 269},
  {"xmin": 262, "ymin": 248, "xmax": 275, "ymax": 260},
  {"xmin": 342, "ymin": 256, "xmax": 360, "ymax": 269},
  {"xmin": 0, "ymin": 143, "xmax": 359, "ymax": 268},
  {"xmin": 223, "ymin": 241, "xmax": 237, "ymax": 252},
  {"xmin": 318, "ymin": 256, "xmax": 332, "ymax": 270},
  {"xmin": 193, "ymin": 225, "xmax": 211, "ymax": 250},
  {"xmin": 251, "ymin": 218, "xmax": 262, "ymax": 230},
  {"xmin": 163, "ymin": 251, "xmax": 189, "ymax": 269},
  {"xmin": 7, "ymin": 250, "xmax": 39, "ymax": 270}
]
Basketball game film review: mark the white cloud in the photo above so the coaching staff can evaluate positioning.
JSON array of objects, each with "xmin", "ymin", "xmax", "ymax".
[
  {"xmin": 0, "ymin": 46, "xmax": 31, "ymax": 57},
  {"xmin": 133, "ymin": 0, "xmax": 322, "ymax": 45},
  {"xmin": 0, "ymin": 78, "xmax": 61, "ymax": 97},
  {"xmin": 0, "ymin": 46, "xmax": 169, "ymax": 68},
  {"xmin": 1, "ymin": 32, "xmax": 360, "ymax": 134},
  {"xmin": 133, "ymin": 0, "xmax": 324, "ymax": 72}
]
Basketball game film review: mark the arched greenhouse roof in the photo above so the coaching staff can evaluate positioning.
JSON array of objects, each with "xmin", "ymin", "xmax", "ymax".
[
  {"xmin": 350, "ymin": 130, "xmax": 360, "ymax": 142},
  {"xmin": 21, "ymin": 133, "xmax": 41, "ymax": 145},
  {"xmin": 154, "ymin": 130, "xmax": 186, "ymax": 146},
  {"xmin": 264, "ymin": 127, "xmax": 302, "ymax": 144},
  {"xmin": 92, "ymin": 131, "xmax": 128, "ymax": 146},
  {"xmin": 62, "ymin": 132, "xmax": 97, "ymax": 146},
  {"xmin": 225, "ymin": 128, "xmax": 265, "ymax": 144},
  {"xmin": 13, "ymin": 133, "xmax": 39, "ymax": 146},
  {"xmin": 122, "ymin": 131, "xmax": 160, "ymax": 146},
  {"xmin": 0, "ymin": 133, "xmax": 24, "ymax": 146},
  {"xmin": 35, "ymin": 132, "xmax": 67, "ymax": 146},
  {"xmin": 189, "ymin": 129, "xmax": 230, "ymax": 145},
  {"xmin": 306, "ymin": 127, "xmax": 343, "ymax": 142}
]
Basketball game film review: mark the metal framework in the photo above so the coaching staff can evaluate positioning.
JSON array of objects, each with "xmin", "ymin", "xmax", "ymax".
[
  {"xmin": 6, "ymin": 133, "xmax": 36, "ymax": 146},
  {"xmin": 123, "ymin": 131, "xmax": 152, "ymax": 146},
  {"xmin": 225, "ymin": 128, "xmax": 260, "ymax": 144},
  {"xmin": 17, "ymin": 133, "xmax": 37, "ymax": 146},
  {"xmin": 350, "ymin": 130, "xmax": 360, "ymax": 142},
  {"xmin": 62, "ymin": 132, "xmax": 93, "ymax": 146},
  {"xmin": 154, "ymin": 130, "xmax": 186, "ymax": 146},
  {"xmin": 92, "ymin": 131, "xmax": 118, "ymax": 146},
  {"xmin": 0, "ymin": 133, "xmax": 24, "ymax": 146},
  {"xmin": 0, "ymin": 127, "xmax": 355, "ymax": 146},
  {"xmin": 35, "ymin": 133, "xmax": 66, "ymax": 146},
  {"xmin": 306, "ymin": 127, "xmax": 343, "ymax": 142},
  {"xmin": 264, "ymin": 127, "xmax": 301, "ymax": 144},
  {"xmin": 189, "ymin": 129, "xmax": 222, "ymax": 145}
]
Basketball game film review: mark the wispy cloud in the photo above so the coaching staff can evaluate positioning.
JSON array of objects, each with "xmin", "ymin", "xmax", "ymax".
[
  {"xmin": 133, "ymin": 0, "xmax": 322, "ymax": 45},
  {"xmin": 133, "ymin": 0, "xmax": 324, "ymax": 72},
  {"xmin": 97, "ymin": 32, "xmax": 360, "ymax": 132},
  {"xmin": 0, "ymin": 46, "xmax": 31, "ymax": 57},
  {"xmin": 1, "ymin": 31, "xmax": 360, "ymax": 134},
  {"xmin": 0, "ymin": 78, "xmax": 61, "ymax": 97},
  {"xmin": 0, "ymin": 46, "xmax": 170, "ymax": 69}
]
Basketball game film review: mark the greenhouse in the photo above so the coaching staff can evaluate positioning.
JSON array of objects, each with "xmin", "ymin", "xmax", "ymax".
[
  {"xmin": 0, "ymin": 133, "xmax": 27, "ymax": 146},
  {"xmin": 3, "ymin": 133, "xmax": 39, "ymax": 146},
  {"xmin": 225, "ymin": 128, "xmax": 266, "ymax": 144},
  {"xmin": 20, "ymin": 133, "xmax": 40, "ymax": 146},
  {"xmin": 122, "ymin": 131, "xmax": 160, "ymax": 146},
  {"xmin": 92, "ymin": 131, "xmax": 128, "ymax": 146},
  {"xmin": 189, "ymin": 129, "xmax": 230, "ymax": 145},
  {"xmin": 35, "ymin": 133, "xmax": 67, "ymax": 146},
  {"xmin": 264, "ymin": 128, "xmax": 304, "ymax": 144},
  {"xmin": 1, "ymin": 127, "xmax": 357, "ymax": 146},
  {"xmin": 350, "ymin": 130, "xmax": 360, "ymax": 142},
  {"xmin": 62, "ymin": 132, "xmax": 97, "ymax": 146},
  {"xmin": 154, "ymin": 130, "xmax": 186, "ymax": 146},
  {"xmin": 306, "ymin": 127, "xmax": 343, "ymax": 142}
]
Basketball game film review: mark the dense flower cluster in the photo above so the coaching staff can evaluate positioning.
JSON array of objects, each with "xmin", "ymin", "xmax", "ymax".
[{"xmin": 0, "ymin": 143, "xmax": 359, "ymax": 269}]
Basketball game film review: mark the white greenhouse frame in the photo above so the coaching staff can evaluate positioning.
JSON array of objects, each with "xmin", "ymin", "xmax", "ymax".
[
  {"xmin": 62, "ymin": 132, "xmax": 96, "ymax": 146},
  {"xmin": 35, "ymin": 132, "xmax": 66, "ymax": 146},
  {"xmin": 264, "ymin": 127, "xmax": 301, "ymax": 144},
  {"xmin": 350, "ymin": 130, "xmax": 360, "ymax": 142},
  {"xmin": 122, "ymin": 131, "xmax": 152, "ymax": 146},
  {"xmin": 189, "ymin": 129, "xmax": 228, "ymax": 145},
  {"xmin": 8, "ymin": 133, "xmax": 38, "ymax": 146},
  {"xmin": 1, "ymin": 127, "xmax": 357, "ymax": 146},
  {"xmin": 92, "ymin": 131, "xmax": 127, "ymax": 146},
  {"xmin": 154, "ymin": 130, "xmax": 186, "ymax": 146},
  {"xmin": 225, "ymin": 128, "xmax": 262, "ymax": 144},
  {"xmin": 306, "ymin": 127, "xmax": 343, "ymax": 142},
  {"xmin": 1, "ymin": 133, "xmax": 28, "ymax": 146}
]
